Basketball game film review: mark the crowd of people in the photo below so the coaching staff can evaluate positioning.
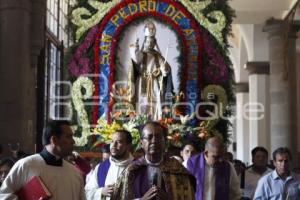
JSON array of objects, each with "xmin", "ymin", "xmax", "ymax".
[{"xmin": 0, "ymin": 120, "xmax": 300, "ymax": 200}]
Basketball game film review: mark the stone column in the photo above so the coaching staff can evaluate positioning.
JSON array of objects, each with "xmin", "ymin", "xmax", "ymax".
[
  {"xmin": 30, "ymin": 0, "xmax": 46, "ymax": 152},
  {"xmin": 245, "ymin": 62, "xmax": 270, "ymax": 155},
  {"xmin": 235, "ymin": 82, "xmax": 250, "ymax": 164},
  {"xmin": 0, "ymin": 0, "xmax": 46, "ymax": 154},
  {"xmin": 297, "ymin": 35, "xmax": 300, "ymax": 156},
  {"xmin": 263, "ymin": 19, "xmax": 299, "ymax": 160}
]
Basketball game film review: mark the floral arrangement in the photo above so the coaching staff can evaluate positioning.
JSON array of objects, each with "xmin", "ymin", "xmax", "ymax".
[
  {"xmin": 71, "ymin": 76, "xmax": 93, "ymax": 146},
  {"xmin": 86, "ymin": 113, "xmax": 224, "ymax": 152},
  {"xmin": 67, "ymin": 0, "xmax": 235, "ymax": 151},
  {"xmin": 88, "ymin": 115, "xmax": 148, "ymax": 151},
  {"xmin": 162, "ymin": 120, "xmax": 221, "ymax": 150}
]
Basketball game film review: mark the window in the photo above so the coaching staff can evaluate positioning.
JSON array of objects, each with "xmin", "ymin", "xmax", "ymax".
[
  {"xmin": 45, "ymin": 0, "xmax": 71, "ymax": 121},
  {"xmin": 59, "ymin": 0, "xmax": 69, "ymax": 47},
  {"xmin": 47, "ymin": 0, "xmax": 58, "ymax": 36}
]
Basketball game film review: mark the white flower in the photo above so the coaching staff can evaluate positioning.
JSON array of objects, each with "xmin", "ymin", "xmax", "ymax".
[{"xmin": 180, "ymin": 112, "xmax": 195, "ymax": 125}]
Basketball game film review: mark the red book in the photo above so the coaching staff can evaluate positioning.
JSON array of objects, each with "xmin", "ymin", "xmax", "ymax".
[{"xmin": 16, "ymin": 176, "xmax": 52, "ymax": 200}]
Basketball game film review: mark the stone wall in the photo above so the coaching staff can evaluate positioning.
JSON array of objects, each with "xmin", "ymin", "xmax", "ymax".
[{"xmin": 0, "ymin": 0, "xmax": 46, "ymax": 154}]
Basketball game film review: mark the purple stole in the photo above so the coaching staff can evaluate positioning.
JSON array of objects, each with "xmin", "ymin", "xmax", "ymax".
[
  {"xmin": 187, "ymin": 152, "xmax": 230, "ymax": 200},
  {"xmin": 131, "ymin": 158, "xmax": 167, "ymax": 199},
  {"xmin": 133, "ymin": 166, "xmax": 152, "ymax": 198},
  {"xmin": 97, "ymin": 159, "xmax": 111, "ymax": 187}
]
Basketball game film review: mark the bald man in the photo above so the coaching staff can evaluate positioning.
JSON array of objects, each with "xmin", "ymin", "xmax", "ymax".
[{"xmin": 187, "ymin": 137, "xmax": 242, "ymax": 200}]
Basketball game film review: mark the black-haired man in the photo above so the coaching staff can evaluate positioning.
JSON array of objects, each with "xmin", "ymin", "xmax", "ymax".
[
  {"xmin": 254, "ymin": 147, "xmax": 300, "ymax": 199},
  {"xmin": 85, "ymin": 130, "xmax": 134, "ymax": 200},
  {"xmin": 112, "ymin": 122, "xmax": 195, "ymax": 200},
  {"xmin": 244, "ymin": 146, "xmax": 272, "ymax": 199},
  {"xmin": 0, "ymin": 120, "xmax": 85, "ymax": 200},
  {"xmin": 181, "ymin": 142, "xmax": 196, "ymax": 168}
]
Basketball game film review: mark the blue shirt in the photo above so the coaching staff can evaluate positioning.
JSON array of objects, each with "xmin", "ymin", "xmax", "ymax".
[{"xmin": 254, "ymin": 170, "xmax": 300, "ymax": 200}]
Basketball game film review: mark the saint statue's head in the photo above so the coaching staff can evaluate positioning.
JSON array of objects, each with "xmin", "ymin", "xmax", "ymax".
[
  {"xmin": 144, "ymin": 21, "xmax": 156, "ymax": 37},
  {"xmin": 142, "ymin": 21, "xmax": 160, "ymax": 52}
]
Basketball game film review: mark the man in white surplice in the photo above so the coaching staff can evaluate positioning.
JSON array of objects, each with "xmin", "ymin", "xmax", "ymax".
[
  {"xmin": 129, "ymin": 21, "xmax": 173, "ymax": 120},
  {"xmin": 0, "ymin": 120, "xmax": 86, "ymax": 200},
  {"xmin": 85, "ymin": 130, "xmax": 134, "ymax": 200}
]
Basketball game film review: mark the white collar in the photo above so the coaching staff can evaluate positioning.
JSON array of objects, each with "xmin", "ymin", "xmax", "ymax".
[
  {"xmin": 145, "ymin": 156, "xmax": 163, "ymax": 166},
  {"xmin": 110, "ymin": 154, "xmax": 134, "ymax": 166}
]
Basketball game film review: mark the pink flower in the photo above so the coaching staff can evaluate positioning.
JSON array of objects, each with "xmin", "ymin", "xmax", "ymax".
[{"xmin": 68, "ymin": 25, "xmax": 98, "ymax": 77}]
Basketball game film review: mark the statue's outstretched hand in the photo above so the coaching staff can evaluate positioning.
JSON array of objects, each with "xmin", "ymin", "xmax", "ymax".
[{"xmin": 130, "ymin": 38, "xmax": 139, "ymax": 48}]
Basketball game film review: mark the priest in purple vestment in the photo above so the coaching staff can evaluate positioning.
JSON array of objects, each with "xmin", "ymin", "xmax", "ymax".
[
  {"xmin": 111, "ymin": 121, "xmax": 196, "ymax": 200},
  {"xmin": 187, "ymin": 136, "xmax": 242, "ymax": 200}
]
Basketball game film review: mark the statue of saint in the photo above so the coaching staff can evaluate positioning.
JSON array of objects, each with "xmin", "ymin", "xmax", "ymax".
[{"xmin": 129, "ymin": 21, "xmax": 173, "ymax": 120}]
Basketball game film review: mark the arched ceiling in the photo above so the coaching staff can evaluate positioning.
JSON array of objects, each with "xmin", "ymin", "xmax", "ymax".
[{"xmin": 230, "ymin": 0, "xmax": 298, "ymax": 24}]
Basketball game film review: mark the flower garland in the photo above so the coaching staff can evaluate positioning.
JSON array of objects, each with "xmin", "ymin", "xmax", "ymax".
[
  {"xmin": 71, "ymin": 76, "xmax": 94, "ymax": 146},
  {"xmin": 69, "ymin": 0, "xmax": 230, "ymax": 122},
  {"xmin": 203, "ymin": 32, "xmax": 228, "ymax": 84},
  {"xmin": 179, "ymin": 0, "xmax": 226, "ymax": 45},
  {"xmin": 68, "ymin": 25, "xmax": 98, "ymax": 77},
  {"xmin": 67, "ymin": 0, "xmax": 235, "ymax": 149},
  {"xmin": 71, "ymin": 0, "xmax": 121, "ymax": 42},
  {"xmin": 71, "ymin": 0, "xmax": 227, "ymax": 45},
  {"xmin": 201, "ymin": 84, "xmax": 228, "ymax": 128}
]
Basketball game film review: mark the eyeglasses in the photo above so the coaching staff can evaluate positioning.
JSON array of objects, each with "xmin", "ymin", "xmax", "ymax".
[{"xmin": 142, "ymin": 134, "xmax": 164, "ymax": 142}]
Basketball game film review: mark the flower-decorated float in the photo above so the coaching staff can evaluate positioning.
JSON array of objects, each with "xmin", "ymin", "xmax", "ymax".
[{"xmin": 66, "ymin": 0, "xmax": 235, "ymax": 154}]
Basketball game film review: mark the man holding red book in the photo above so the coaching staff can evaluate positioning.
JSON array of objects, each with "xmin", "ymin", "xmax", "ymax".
[{"xmin": 0, "ymin": 120, "xmax": 86, "ymax": 200}]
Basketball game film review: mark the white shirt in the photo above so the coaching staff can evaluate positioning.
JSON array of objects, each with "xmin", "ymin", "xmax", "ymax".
[
  {"xmin": 254, "ymin": 170, "xmax": 300, "ymax": 200},
  {"xmin": 85, "ymin": 156, "xmax": 134, "ymax": 200},
  {"xmin": 182, "ymin": 160, "xmax": 188, "ymax": 168},
  {"xmin": 244, "ymin": 167, "xmax": 272, "ymax": 198},
  {"xmin": 203, "ymin": 162, "xmax": 242, "ymax": 200},
  {"xmin": 0, "ymin": 154, "xmax": 85, "ymax": 200}
]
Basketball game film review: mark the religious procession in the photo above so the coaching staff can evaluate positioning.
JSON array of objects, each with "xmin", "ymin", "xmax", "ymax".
[{"xmin": 1, "ymin": 0, "xmax": 300, "ymax": 199}]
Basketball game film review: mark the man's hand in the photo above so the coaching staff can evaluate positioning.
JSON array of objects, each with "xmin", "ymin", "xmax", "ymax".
[
  {"xmin": 141, "ymin": 186, "xmax": 168, "ymax": 200},
  {"xmin": 101, "ymin": 184, "xmax": 114, "ymax": 196},
  {"xmin": 141, "ymin": 186, "xmax": 158, "ymax": 200}
]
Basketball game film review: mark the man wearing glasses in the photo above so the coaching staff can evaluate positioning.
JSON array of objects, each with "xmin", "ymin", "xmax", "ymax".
[{"xmin": 112, "ymin": 121, "xmax": 195, "ymax": 200}]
